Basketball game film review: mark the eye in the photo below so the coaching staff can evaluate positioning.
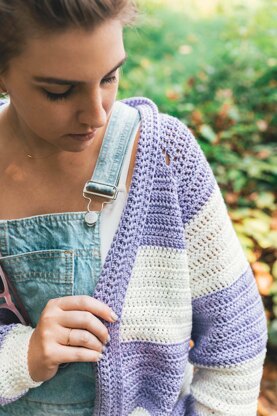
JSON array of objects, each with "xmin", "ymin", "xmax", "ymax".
[
  {"xmin": 101, "ymin": 76, "xmax": 117, "ymax": 85},
  {"xmin": 42, "ymin": 86, "xmax": 74, "ymax": 102}
]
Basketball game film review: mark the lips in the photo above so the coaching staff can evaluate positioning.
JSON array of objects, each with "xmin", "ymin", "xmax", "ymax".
[{"xmin": 69, "ymin": 130, "xmax": 97, "ymax": 141}]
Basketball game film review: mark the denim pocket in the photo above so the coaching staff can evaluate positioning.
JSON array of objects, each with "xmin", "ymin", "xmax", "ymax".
[{"xmin": 0, "ymin": 249, "xmax": 74, "ymax": 326}]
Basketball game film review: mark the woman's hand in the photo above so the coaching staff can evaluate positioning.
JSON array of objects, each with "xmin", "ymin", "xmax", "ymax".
[{"xmin": 27, "ymin": 295, "xmax": 117, "ymax": 382}]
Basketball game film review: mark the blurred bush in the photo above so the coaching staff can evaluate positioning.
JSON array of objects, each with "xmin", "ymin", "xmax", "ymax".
[{"xmin": 120, "ymin": 0, "xmax": 277, "ymax": 353}]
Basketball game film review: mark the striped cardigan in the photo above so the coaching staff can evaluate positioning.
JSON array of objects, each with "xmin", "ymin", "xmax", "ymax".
[{"xmin": 0, "ymin": 97, "xmax": 267, "ymax": 415}]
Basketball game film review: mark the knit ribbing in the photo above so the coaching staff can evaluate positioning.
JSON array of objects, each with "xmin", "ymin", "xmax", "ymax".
[{"xmin": 0, "ymin": 324, "xmax": 42, "ymax": 406}]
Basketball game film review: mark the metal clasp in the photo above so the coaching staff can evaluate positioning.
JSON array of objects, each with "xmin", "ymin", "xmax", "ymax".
[
  {"xmin": 82, "ymin": 181, "xmax": 118, "ymax": 227},
  {"xmin": 83, "ymin": 181, "xmax": 118, "ymax": 200}
]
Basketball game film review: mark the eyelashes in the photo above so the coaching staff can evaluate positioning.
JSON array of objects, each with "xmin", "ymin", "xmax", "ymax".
[
  {"xmin": 43, "ymin": 76, "xmax": 118, "ymax": 102},
  {"xmin": 43, "ymin": 87, "xmax": 74, "ymax": 102},
  {"xmin": 102, "ymin": 76, "xmax": 117, "ymax": 85}
]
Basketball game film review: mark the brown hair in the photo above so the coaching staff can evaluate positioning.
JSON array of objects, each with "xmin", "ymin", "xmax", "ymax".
[{"xmin": 0, "ymin": 0, "xmax": 137, "ymax": 75}]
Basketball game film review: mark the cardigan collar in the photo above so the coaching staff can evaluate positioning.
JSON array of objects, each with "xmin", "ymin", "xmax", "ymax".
[{"xmin": 93, "ymin": 97, "xmax": 160, "ymax": 415}]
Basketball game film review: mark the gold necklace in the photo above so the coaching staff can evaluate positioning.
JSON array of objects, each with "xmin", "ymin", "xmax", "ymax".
[
  {"xmin": 10, "ymin": 124, "xmax": 62, "ymax": 160},
  {"xmin": 25, "ymin": 149, "xmax": 62, "ymax": 160}
]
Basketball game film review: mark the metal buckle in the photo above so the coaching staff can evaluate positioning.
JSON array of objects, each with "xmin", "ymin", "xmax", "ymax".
[
  {"xmin": 82, "ymin": 181, "xmax": 118, "ymax": 227},
  {"xmin": 83, "ymin": 181, "xmax": 118, "ymax": 200}
]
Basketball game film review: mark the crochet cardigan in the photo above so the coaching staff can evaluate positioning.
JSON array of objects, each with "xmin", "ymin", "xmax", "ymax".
[{"xmin": 0, "ymin": 97, "xmax": 267, "ymax": 415}]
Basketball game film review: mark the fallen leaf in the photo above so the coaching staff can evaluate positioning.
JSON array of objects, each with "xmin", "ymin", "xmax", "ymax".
[
  {"xmin": 253, "ymin": 262, "xmax": 274, "ymax": 295},
  {"xmin": 166, "ymin": 90, "xmax": 181, "ymax": 101}
]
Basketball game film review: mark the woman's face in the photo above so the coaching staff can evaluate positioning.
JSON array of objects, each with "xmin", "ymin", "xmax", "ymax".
[{"xmin": 0, "ymin": 19, "xmax": 126, "ymax": 153}]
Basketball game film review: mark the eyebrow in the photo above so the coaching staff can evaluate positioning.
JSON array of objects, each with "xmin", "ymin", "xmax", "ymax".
[{"xmin": 33, "ymin": 55, "xmax": 128, "ymax": 85}]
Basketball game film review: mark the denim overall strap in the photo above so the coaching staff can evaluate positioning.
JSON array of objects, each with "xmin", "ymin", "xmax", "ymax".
[
  {"xmin": 93, "ymin": 101, "xmax": 140, "ymax": 185},
  {"xmin": 83, "ymin": 102, "xmax": 140, "ymax": 219}
]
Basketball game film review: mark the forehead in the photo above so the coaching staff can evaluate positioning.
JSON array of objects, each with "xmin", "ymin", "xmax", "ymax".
[{"xmin": 11, "ymin": 20, "xmax": 125, "ymax": 80}]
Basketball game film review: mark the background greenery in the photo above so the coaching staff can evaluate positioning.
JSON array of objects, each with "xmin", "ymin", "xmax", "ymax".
[{"xmin": 119, "ymin": 0, "xmax": 277, "ymax": 356}]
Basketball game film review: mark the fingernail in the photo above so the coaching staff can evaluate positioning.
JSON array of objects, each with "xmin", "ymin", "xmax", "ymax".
[
  {"xmin": 105, "ymin": 334, "xmax": 111, "ymax": 344},
  {"xmin": 102, "ymin": 345, "xmax": 106, "ymax": 353},
  {"xmin": 111, "ymin": 311, "xmax": 118, "ymax": 322},
  {"xmin": 97, "ymin": 353, "xmax": 104, "ymax": 361}
]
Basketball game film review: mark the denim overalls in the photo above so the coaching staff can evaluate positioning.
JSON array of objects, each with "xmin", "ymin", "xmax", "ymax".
[{"xmin": 0, "ymin": 101, "xmax": 140, "ymax": 416}]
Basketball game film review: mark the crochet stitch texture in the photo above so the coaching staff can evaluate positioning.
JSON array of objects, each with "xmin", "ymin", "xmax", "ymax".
[{"xmin": 0, "ymin": 97, "xmax": 267, "ymax": 415}]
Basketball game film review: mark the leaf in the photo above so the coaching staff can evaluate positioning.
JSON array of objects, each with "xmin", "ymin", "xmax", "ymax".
[
  {"xmin": 199, "ymin": 124, "xmax": 217, "ymax": 143},
  {"xmin": 252, "ymin": 262, "xmax": 271, "ymax": 273},
  {"xmin": 273, "ymin": 306, "xmax": 277, "ymax": 321},
  {"xmin": 273, "ymin": 295, "xmax": 277, "ymax": 305},
  {"xmin": 267, "ymin": 232, "xmax": 277, "ymax": 249},
  {"xmin": 251, "ymin": 210, "xmax": 273, "ymax": 223},
  {"xmin": 243, "ymin": 218, "xmax": 270, "ymax": 235},
  {"xmin": 258, "ymin": 236, "xmax": 276, "ymax": 249},
  {"xmin": 256, "ymin": 119, "xmax": 268, "ymax": 132},
  {"xmin": 166, "ymin": 89, "xmax": 181, "ymax": 101},
  {"xmin": 191, "ymin": 110, "xmax": 203, "ymax": 125},
  {"xmin": 236, "ymin": 232, "xmax": 255, "ymax": 249},
  {"xmin": 246, "ymin": 250, "xmax": 259, "ymax": 264},
  {"xmin": 255, "ymin": 192, "xmax": 276, "ymax": 210},
  {"xmin": 268, "ymin": 319, "xmax": 277, "ymax": 347},
  {"xmin": 225, "ymin": 192, "xmax": 239, "ymax": 205},
  {"xmin": 272, "ymin": 261, "xmax": 277, "ymax": 280},
  {"xmin": 253, "ymin": 262, "xmax": 273, "ymax": 296},
  {"xmin": 270, "ymin": 282, "xmax": 277, "ymax": 296}
]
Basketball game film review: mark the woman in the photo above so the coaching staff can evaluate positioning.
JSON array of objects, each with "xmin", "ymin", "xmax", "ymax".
[{"xmin": 0, "ymin": 1, "xmax": 267, "ymax": 415}]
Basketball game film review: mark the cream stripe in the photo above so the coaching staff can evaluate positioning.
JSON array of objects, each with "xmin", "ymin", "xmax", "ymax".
[
  {"xmin": 120, "ymin": 246, "xmax": 192, "ymax": 343},
  {"xmin": 185, "ymin": 185, "xmax": 248, "ymax": 299},
  {"xmin": 0, "ymin": 325, "xmax": 43, "ymax": 400},
  {"xmin": 191, "ymin": 350, "xmax": 266, "ymax": 416}
]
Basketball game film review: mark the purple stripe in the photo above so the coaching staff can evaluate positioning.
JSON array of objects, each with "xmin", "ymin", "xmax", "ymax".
[
  {"xmin": 120, "ymin": 395, "xmax": 196, "ymax": 416},
  {"xmin": 173, "ymin": 394, "xmax": 196, "ymax": 416},
  {"xmin": 158, "ymin": 113, "xmax": 216, "ymax": 226},
  {"xmin": 120, "ymin": 340, "xmax": 190, "ymax": 415},
  {"xmin": 178, "ymin": 155, "xmax": 216, "ymax": 226},
  {"xmin": 190, "ymin": 265, "xmax": 267, "ymax": 367},
  {"xmin": 0, "ymin": 392, "xmax": 26, "ymax": 407},
  {"xmin": 141, "ymin": 184, "xmax": 186, "ymax": 249},
  {"xmin": 0, "ymin": 324, "xmax": 17, "ymax": 347}
]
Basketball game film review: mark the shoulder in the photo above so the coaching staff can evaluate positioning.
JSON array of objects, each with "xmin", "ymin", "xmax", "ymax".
[
  {"xmin": 122, "ymin": 96, "xmax": 211, "ymax": 180},
  {"xmin": 122, "ymin": 96, "xmax": 200, "ymax": 146},
  {"xmin": 129, "ymin": 98, "xmax": 218, "ymax": 225}
]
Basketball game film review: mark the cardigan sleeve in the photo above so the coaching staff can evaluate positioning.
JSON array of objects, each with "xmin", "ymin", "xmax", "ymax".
[
  {"xmin": 0, "ymin": 324, "xmax": 43, "ymax": 406},
  {"xmin": 172, "ymin": 120, "xmax": 267, "ymax": 416}
]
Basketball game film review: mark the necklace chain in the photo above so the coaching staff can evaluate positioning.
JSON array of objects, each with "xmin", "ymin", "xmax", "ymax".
[
  {"xmin": 10, "ymin": 124, "xmax": 62, "ymax": 160},
  {"xmin": 26, "ymin": 149, "xmax": 61, "ymax": 160}
]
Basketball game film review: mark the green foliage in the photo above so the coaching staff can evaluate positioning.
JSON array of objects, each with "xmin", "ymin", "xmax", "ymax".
[{"xmin": 120, "ymin": 0, "xmax": 277, "ymax": 350}]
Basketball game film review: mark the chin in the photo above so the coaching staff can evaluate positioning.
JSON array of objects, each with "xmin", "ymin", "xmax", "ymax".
[{"xmin": 62, "ymin": 140, "xmax": 94, "ymax": 153}]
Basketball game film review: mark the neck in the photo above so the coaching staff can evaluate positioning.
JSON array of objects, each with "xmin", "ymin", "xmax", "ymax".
[{"xmin": 2, "ymin": 105, "xmax": 105, "ymax": 173}]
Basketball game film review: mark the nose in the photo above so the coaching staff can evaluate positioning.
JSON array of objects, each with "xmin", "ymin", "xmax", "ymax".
[{"xmin": 77, "ymin": 89, "xmax": 107, "ymax": 128}]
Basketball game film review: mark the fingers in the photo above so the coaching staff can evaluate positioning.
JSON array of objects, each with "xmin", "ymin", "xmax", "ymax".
[
  {"xmin": 52, "ymin": 296, "xmax": 118, "ymax": 323},
  {"xmin": 37, "ymin": 296, "xmax": 117, "ymax": 370},
  {"xmin": 54, "ymin": 344, "xmax": 103, "ymax": 365},
  {"xmin": 59, "ymin": 310, "xmax": 110, "ymax": 345},
  {"xmin": 60, "ymin": 328, "xmax": 104, "ymax": 353}
]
